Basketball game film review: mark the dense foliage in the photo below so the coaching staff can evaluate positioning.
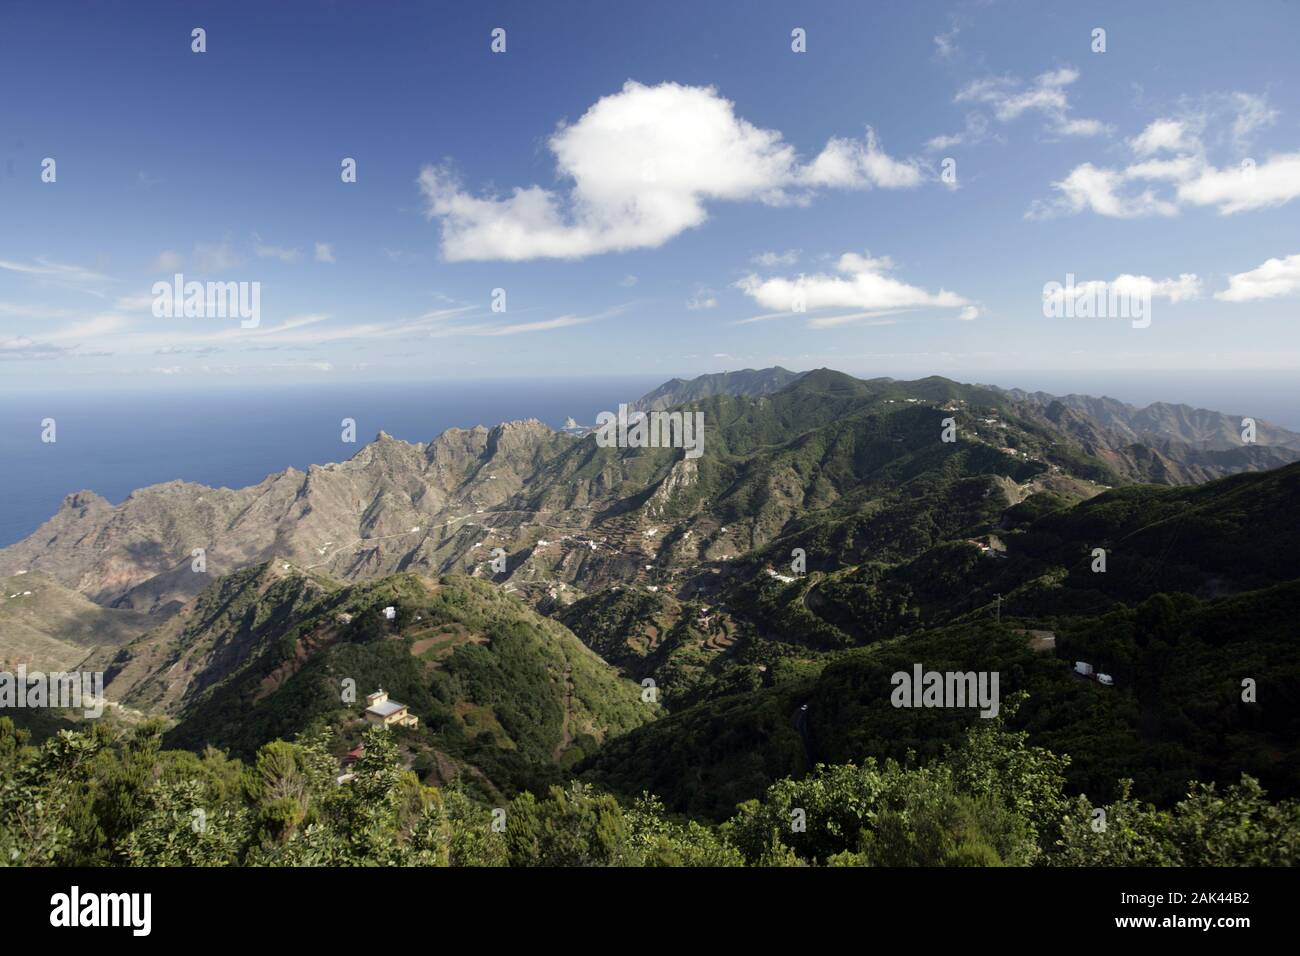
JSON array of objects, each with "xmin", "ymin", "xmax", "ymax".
[{"xmin": 4, "ymin": 709, "xmax": 1294, "ymax": 867}]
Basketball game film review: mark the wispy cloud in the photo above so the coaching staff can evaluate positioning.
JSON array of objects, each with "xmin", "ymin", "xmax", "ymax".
[
  {"xmin": 253, "ymin": 233, "xmax": 302, "ymax": 263},
  {"xmin": 955, "ymin": 66, "xmax": 1107, "ymax": 139},
  {"xmin": 0, "ymin": 258, "xmax": 114, "ymax": 284}
]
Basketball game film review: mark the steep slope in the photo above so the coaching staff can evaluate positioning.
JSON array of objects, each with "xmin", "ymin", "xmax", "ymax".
[
  {"xmin": 587, "ymin": 576, "xmax": 1300, "ymax": 819},
  {"xmin": 1004, "ymin": 388, "xmax": 1300, "ymax": 450},
  {"xmin": 1000, "ymin": 387, "xmax": 1300, "ymax": 481},
  {"xmin": 96, "ymin": 563, "xmax": 655, "ymax": 793},
  {"xmin": 3, "ymin": 368, "xmax": 1294, "ymax": 662},
  {"xmin": 0, "ymin": 420, "xmax": 575, "ymax": 612},
  {"xmin": 0, "ymin": 571, "xmax": 151, "ymax": 671}
]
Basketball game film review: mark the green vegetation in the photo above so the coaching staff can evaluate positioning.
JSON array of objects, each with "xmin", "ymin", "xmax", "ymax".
[
  {"xmin": 104, "ymin": 568, "xmax": 654, "ymax": 800},
  {"xmin": 4, "ymin": 706, "xmax": 1294, "ymax": 867},
  {"xmin": 7, "ymin": 369, "xmax": 1300, "ymax": 868}
]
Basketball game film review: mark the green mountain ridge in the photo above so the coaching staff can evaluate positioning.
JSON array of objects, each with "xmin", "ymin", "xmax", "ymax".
[{"xmin": 90, "ymin": 561, "xmax": 654, "ymax": 797}]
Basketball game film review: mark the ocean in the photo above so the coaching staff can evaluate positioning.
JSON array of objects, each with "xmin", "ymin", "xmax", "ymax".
[
  {"xmin": 0, "ymin": 370, "xmax": 1296, "ymax": 549},
  {"xmin": 0, "ymin": 377, "xmax": 660, "ymax": 548}
]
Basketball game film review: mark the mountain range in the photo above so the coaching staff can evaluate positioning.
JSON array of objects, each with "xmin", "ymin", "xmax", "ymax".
[{"xmin": 3, "ymin": 368, "xmax": 1298, "ymax": 810}]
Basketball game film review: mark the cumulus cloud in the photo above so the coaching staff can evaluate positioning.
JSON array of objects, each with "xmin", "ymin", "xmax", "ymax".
[
  {"xmin": 1031, "ymin": 94, "xmax": 1300, "ymax": 218},
  {"xmin": 955, "ymin": 67, "xmax": 1107, "ymax": 138},
  {"xmin": 734, "ymin": 252, "xmax": 971, "ymax": 319},
  {"xmin": 1037, "ymin": 162, "xmax": 1180, "ymax": 219},
  {"xmin": 1177, "ymin": 153, "xmax": 1300, "ymax": 213},
  {"xmin": 1042, "ymin": 273, "xmax": 1202, "ymax": 310},
  {"xmin": 1216, "ymin": 253, "xmax": 1300, "ymax": 302},
  {"xmin": 419, "ymin": 81, "xmax": 924, "ymax": 261},
  {"xmin": 314, "ymin": 242, "xmax": 335, "ymax": 263},
  {"xmin": 800, "ymin": 128, "xmax": 923, "ymax": 189}
]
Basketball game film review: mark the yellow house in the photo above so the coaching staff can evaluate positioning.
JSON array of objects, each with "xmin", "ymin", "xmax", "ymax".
[{"xmin": 364, "ymin": 689, "xmax": 418, "ymax": 729}]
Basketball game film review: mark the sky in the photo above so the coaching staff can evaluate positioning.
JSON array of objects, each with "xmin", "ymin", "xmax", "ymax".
[{"xmin": 2, "ymin": 0, "xmax": 1300, "ymax": 389}]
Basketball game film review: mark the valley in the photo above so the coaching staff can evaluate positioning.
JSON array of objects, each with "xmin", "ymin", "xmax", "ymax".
[{"xmin": 3, "ymin": 367, "xmax": 1299, "ymax": 866}]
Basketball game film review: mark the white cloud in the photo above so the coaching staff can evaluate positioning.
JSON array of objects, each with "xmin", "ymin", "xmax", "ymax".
[
  {"xmin": 1177, "ymin": 152, "xmax": 1300, "ymax": 214},
  {"xmin": 1229, "ymin": 92, "xmax": 1278, "ymax": 149},
  {"xmin": 955, "ymin": 67, "xmax": 1107, "ymax": 138},
  {"xmin": 1129, "ymin": 118, "xmax": 1196, "ymax": 156},
  {"xmin": 752, "ymin": 249, "xmax": 800, "ymax": 267},
  {"xmin": 1036, "ymin": 162, "xmax": 1180, "ymax": 219},
  {"xmin": 0, "ymin": 258, "xmax": 113, "ymax": 283},
  {"xmin": 1042, "ymin": 274, "xmax": 1202, "ymax": 309},
  {"xmin": 1038, "ymin": 152, "xmax": 1300, "ymax": 219},
  {"xmin": 429, "ymin": 305, "xmax": 627, "ymax": 337},
  {"xmin": 1031, "ymin": 93, "xmax": 1300, "ymax": 218},
  {"xmin": 419, "ymin": 81, "xmax": 923, "ymax": 262},
  {"xmin": 253, "ymin": 234, "xmax": 302, "ymax": 263},
  {"xmin": 734, "ymin": 252, "xmax": 971, "ymax": 317},
  {"xmin": 314, "ymin": 242, "xmax": 335, "ymax": 263},
  {"xmin": 619, "ymin": 274, "xmax": 638, "ymax": 287},
  {"xmin": 801, "ymin": 128, "xmax": 922, "ymax": 189},
  {"xmin": 959, "ymin": 306, "xmax": 980, "ymax": 321},
  {"xmin": 933, "ymin": 25, "xmax": 960, "ymax": 59},
  {"xmin": 1215, "ymin": 253, "xmax": 1300, "ymax": 302},
  {"xmin": 926, "ymin": 112, "xmax": 991, "ymax": 152},
  {"xmin": 686, "ymin": 289, "xmax": 718, "ymax": 310},
  {"xmin": 806, "ymin": 310, "xmax": 906, "ymax": 329}
]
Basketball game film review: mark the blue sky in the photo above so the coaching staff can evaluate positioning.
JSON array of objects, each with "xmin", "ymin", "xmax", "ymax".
[{"xmin": 2, "ymin": 0, "xmax": 1299, "ymax": 388}]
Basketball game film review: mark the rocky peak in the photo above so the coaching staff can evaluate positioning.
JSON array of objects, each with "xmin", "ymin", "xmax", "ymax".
[{"xmin": 62, "ymin": 490, "xmax": 110, "ymax": 512}]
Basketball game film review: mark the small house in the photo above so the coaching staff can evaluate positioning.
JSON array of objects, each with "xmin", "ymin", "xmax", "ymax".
[
  {"xmin": 364, "ymin": 689, "xmax": 418, "ymax": 729},
  {"xmin": 1074, "ymin": 661, "xmax": 1094, "ymax": 677},
  {"xmin": 383, "ymin": 606, "xmax": 397, "ymax": 621},
  {"xmin": 1098, "ymin": 674, "xmax": 1114, "ymax": 686}
]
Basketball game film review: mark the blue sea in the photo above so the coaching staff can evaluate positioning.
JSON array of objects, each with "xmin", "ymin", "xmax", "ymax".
[
  {"xmin": 0, "ymin": 370, "xmax": 1297, "ymax": 549},
  {"xmin": 0, "ymin": 377, "xmax": 660, "ymax": 548}
]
